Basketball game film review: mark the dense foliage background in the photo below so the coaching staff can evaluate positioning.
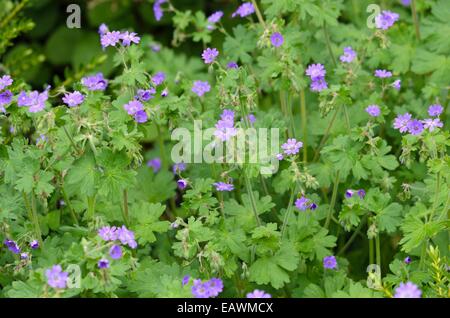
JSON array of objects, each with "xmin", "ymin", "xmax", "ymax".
[{"xmin": 0, "ymin": 0, "xmax": 448, "ymax": 298}]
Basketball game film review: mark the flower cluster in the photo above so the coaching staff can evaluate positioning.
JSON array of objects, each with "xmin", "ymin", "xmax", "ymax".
[
  {"xmin": 305, "ymin": 63, "xmax": 327, "ymax": 92},
  {"xmin": 100, "ymin": 28, "xmax": 140, "ymax": 48},
  {"xmin": 98, "ymin": 225, "xmax": 137, "ymax": 262},
  {"xmin": 136, "ymin": 88, "xmax": 156, "ymax": 102},
  {"xmin": 213, "ymin": 182, "xmax": 234, "ymax": 192},
  {"xmin": 17, "ymin": 88, "xmax": 49, "ymax": 113},
  {"xmin": 0, "ymin": 75, "xmax": 13, "ymax": 112},
  {"xmin": 81, "ymin": 73, "xmax": 108, "ymax": 91},
  {"xmin": 394, "ymin": 104, "xmax": 444, "ymax": 135},
  {"xmin": 214, "ymin": 109, "xmax": 237, "ymax": 141},
  {"xmin": 345, "ymin": 189, "xmax": 366, "ymax": 198},
  {"xmin": 394, "ymin": 282, "xmax": 422, "ymax": 298},
  {"xmin": 295, "ymin": 196, "xmax": 317, "ymax": 211},
  {"xmin": 123, "ymin": 100, "xmax": 148, "ymax": 123},
  {"xmin": 375, "ymin": 11, "xmax": 399, "ymax": 30},
  {"xmin": 246, "ymin": 289, "xmax": 272, "ymax": 298},
  {"xmin": 191, "ymin": 278, "xmax": 223, "ymax": 298}
]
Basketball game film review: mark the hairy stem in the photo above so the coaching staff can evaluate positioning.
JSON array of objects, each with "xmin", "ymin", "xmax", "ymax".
[
  {"xmin": 325, "ymin": 170, "xmax": 340, "ymax": 229},
  {"xmin": 122, "ymin": 189, "xmax": 130, "ymax": 226},
  {"xmin": 300, "ymin": 89, "xmax": 307, "ymax": 163},
  {"xmin": 281, "ymin": 187, "xmax": 296, "ymax": 238},
  {"xmin": 243, "ymin": 171, "xmax": 261, "ymax": 226},
  {"xmin": 250, "ymin": 0, "xmax": 266, "ymax": 28},
  {"xmin": 375, "ymin": 233, "xmax": 381, "ymax": 270},
  {"xmin": 313, "ymin": 107, "xmax": 339, "ymax": 162},
  {"xmin": 411, "ymin": 0, "xmax": 421, "ymax": 41}
]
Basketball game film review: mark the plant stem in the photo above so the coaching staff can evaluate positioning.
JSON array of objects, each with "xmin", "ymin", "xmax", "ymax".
[
  {"xmin": 250, "ymin": 0, "xmax": 266, "ymax": 28},
  {"xmin": 300, "ymin": 89, "xmax": 307, "ymax": 163},
  {"xmin": 281, "ymin": 187, "xmax": 296, "ymax": 238},
  {"xmin": 411, "ymin": 0, "xmax": 421, "ymax": 41},
  {"xmin": 337, "ymin": 215, "xmax": 367, "ymax": 255},
  {"xmin": 369, "ymin": 238, "xmax": 374, "ymax": 265},
  {"xmin": 343, "ymin": 105, "xmax": 351, "ymax": 133},
  {"xmin": 313, "ymin": 107, "xmax": 339, "ymax": 162},
  {"xmin": 243, "ymin": 171, "xmax": 261, "ymax": 226},
  {"xmin": 325, "ymin": 170, "xmax": 340, "ymax": 229},
  {"xmin": 63, "ymin": 126, "xmax": 80, "ymax": 154},
  {"xmin": 0, "ymin": 0, "xmax": 28, "ymax": 29},
  {"xmin": 322, "ymin": 21, "xmax": 337, "ymax": 68},
  {"xmin": 29, "ymin": 192, "xmax": 43, "ymax": 245},
  {"xmin": 375, "ymin": 233, "xmax": 381, "ymax": 270},
  {"xmin": 122, "ymin": 189, "xmax": 130, "ymax": 226},
  {"xmin": 61, "ymin": 188, "xmax": 78, "ymax": 225},
  {"xmin": 86, "ymin": 195, "xmax": 96, "ymax": 220},
  {"xmin": 156, "ymin": 124, "xmax": 168, "ymax": 169}
]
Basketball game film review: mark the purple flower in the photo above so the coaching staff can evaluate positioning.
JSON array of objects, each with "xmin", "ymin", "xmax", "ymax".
[
  {"xmin": 136, "ymin": 88, "xmax": 156, "ymax": 102},
  {"xmin": 374, "ymin": 69, "xmax": 392, "ymax": 78},
  {"xmin": 202, "ymin": 48, "xmax": 219, "ymax": 64},
  {"xmin": 407, "ymin": 119, "xmax": 424, "ymax": 135},
  {"xmin": 0, "ymin": 90, "xmax": 13, "ymax": 107},
  {"xmin": 232, "ymin": 2, "xmax": 255, "ymax": 18},
  {"xmin": 30, "ymin": 240, "xmax": 39, "ymax": 249},
  {"xmin": 310, "ymin": 78, "xmax": 328, "ymax": 92},
  {"xmin": 134, "ymin": 110, "xmax": 148, "ymax": 123},
  {"xmin": 153, "ymin": 0, "xmax": 167, "ymax": 21},
  {"xmin": 17, "ymin": 90, "xmax": 48, "ymax": 113},
  {"xmin": 46, "ymin": 265, "xmax": 69, "ymax": 289},
  {"xmin": 213, "ymin": 182, "xmax": 234, "ymax": 192},
  {"xmin": 281, "ymin": 138, "xmax": 303, "ymax": 155},
  {"xmin": 357, "ymin": 189, "xmax": 366, "ymax": 198},
  {"xmin": 0, "ymin": 75, "xmax": 13, "ymax": 90},
  {"xmin": 428, "ymin": 104, "xmax": 443, "ymax": 117},
  {"xmin": 81, "ymin": 73, "xmax": 108, "ymax": 91},
  {"xmin": 98, "ymin": 226, "xmax": 118, "ymax": 241},
  {"xmin": 62, "ymin": 91, "xmax": 84, "ymax": 107},
  {"xmin": 394, "ymin": 282, "xmax": 422, "ymax": 298},
  {"xmin": 150, "ymin": 43, "xmax": 161, "ymax": 52},
  {"xmin": 36, "ymin": 134, "xmax": 47, "ymax": 146},
  {"xmin": 323, "ymin": 256, "xmax": 337, "ymax": 269},
  {"xmin": 393, "ymin": 113, "xmax": 412, "ymax": 133},
  {"xmin": 4, "ymin": 239, "xmax": 20, "ymax": 254},
  {"xmin": 214, "ymin": 110, "xmax": 237, "ymax": 141},
  {"xmin": 152, "ymin": 72, "xmax": 165, "ymax": 86},
  {"xmin": 309, "ymin": 202, "xmax": 318, "ymax": 210},
  {"xmin": 109, "ymin": 245, "xmax": 123, "ymax": 260},
  {"xmin": 98, "ymin": 258, "xmax": 110, "ymax": 269},
  {"xmin": 276, "ymin": 153, "xmax": 284, "ymax": 160},
  {"xmin": 182, "ymin": 275, "xmax": 190, "ymax": 286},
  {"xmin": 100, "ymin": 31, "xmax": 122, "ymax": 48},
  {"xmin": 340, "ymin": 47, "xmax": 357, "ymax": 63},
  {"xmin": 116, "ymin": 225, "xmax": 138, "ymax": 249},
  {"xmin": 161, "ymin": 88, "xmax": 169, "ymax": 97},
  {"xmin": 247, "ymin": 114, "xmax": 256, "ymax": 125},
  {"xmin": 205, "ymin": 278, "xmax": 223, "ymax": 297},
  {"xmin": 177, "ymin": 179, "xmax": 188, "ymax": 190},
  {"xmin": 270, "ymin": 32, "xmax": 284, "ymax": 47},
  {"xmin": 305, "ymin": 64, "xmax": 326, "ymax": 80},
  {"xmin": 192, "ymin": 80, "xmax": 211, "ymax": 97},
  {"xmin": 171, "ymin": 222, "xmax": 179, "ymax": 229},
  {"xmin": 207, "ymin": 11, "xmax": 223, "ymax": 26},
  {"xmin": 366, "ymin": 105, "xmax": 381, "ymax": 117},
  {"xmin": 422, "ymin": 118, "xmax": 443, "ymax": 132},
  {"xmin": 121, "ymin": 31, "xmax": 140, "ymax": 46},
  {"xmin": 98, "ymin": 23, "xmax": 109, "ymax": 35},
  {"xmin": 404, "ymin": 256, "xmax": 412, "ymax": 264},
  {"xmin": 147, "ymin": 158, "xmax": 162, "ymax": 173},
  {"xmin": 123, "ymin": 100, "xmax": 144, "ymax": 115},
  {"xmin": 345, "ymin": 189, "xmax": 354, "ymax": 198},
  {"xmin": 20, "ymin": 252, "xmax": 29, "ymax": 260},
  {"xmin": 295, "ymin": 196, "xmax": 310, "ymax": 211},
  {"xmin": 172, "ymin": 162, "xmax": 186, "ymax": 174},
  {"xmin": 400, "ymin": 0, "xmax": 411, "ymax": 6},
  {"xmin": 227, "ymin": 61, "xmax": 238, "ymax": 69},
  {"xmin": 375, "ymin": 11, "xmax": 400, "ymax": 30},
  {"xmin": 192, "ymin": 279, "xmax": 211, "ymax": 298},
  {"xmin": 391, "ymin": 79, "xmax": 401, "ymax": 90},
  {"xmin": 246, "ymin": 289, "xmax": 272, "ymax": 298}
]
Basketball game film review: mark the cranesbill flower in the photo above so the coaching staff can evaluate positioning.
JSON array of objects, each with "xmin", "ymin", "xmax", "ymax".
[
  {"xmin": 404, "ymin": 256, "xmax": 412, "ymax": 264},
  {"xmin": 30, "ymin": 240, "xmax": 39, "ymax": 249},
  {"xmin": 345, "ymin": 190, "xmax": 354, "ymax": 198},
  {"xmin": 123, "ymin": 100, "xmax": 144, "ymax": 115},
  {"xmin": 295, "ymin": 196, "xmax": 310, "ymax": 211},
  {"xmin": 4, "ymin": 239, "xmax": 20, "ymax": 254},
  {"xmin": 391, "ymin": 79, "xmax": 401, "ymax": 90},
  {"xmin": 202, "ymin": 48, "xmax": 219, "ymax": 64},
  {"xmin": 46, "ymin": 265, "xmax": 69, "ymax": 289},
  {"xmin": 207, "ymin": 11, "xmax": 223, "ymax": 29},
  {"xmin": 134, "ymin": 110, "xmax": 148, "ymax": 123},
  {"xmin": 0, "ymin": 75, "xmax": 13, "ymax": 90},
  {"xmin": 214, "ymin": 118, "xmax": 237, "ymax": 141},
  {"xmin": 323, "ymin": 256, "xmax": 337, "ymax": 269},
  {"xmin": 20, "ymin": 252, "xmax": 29, "ymax": 260},
  {"xmin": 17, "ymin": 90, "xmax": 48, "ymax": 113},
  {"xmin": 375, "ymin": 11, "xmax": 399, "ymax": 30},
  {"xmin": 366, "ymin": 105, "xmax": 381, "ymax": 117},
  {"xmin": 177, "ymin": 179, "xmax": 188, "ymax": 190},
  {"xmin": 116, "ymin": 225, "xmax": 137, "ymax": 249},
  {"xmin": 100, "ymin": 31, "xmax": 122, "ymax": 48},
  {"xmin": 161, "ymin": 88, "xmax": 169, "ymax": 97},
  {"xmin": 81, "ymin": 73, "xmax": 108, "ymax": 91},
  {"xmin": 270, "ymin": 32, "xmax": 284, "ymax": 47},
  {"xmin": 172, "ymin": 162, "xmax": 186, "ymax": 174},
  {"xmin": 232, "ymin": 2, "xmax": 255, "ymax": 18},
  {"xmin": 147, "ymin": 158, "xmax": 162, "ymax": 173},
  {"xmin": 422, "ymin": 118, "xmax": 443, "ymax": 132},
  {"xmin": 247, "ymin": 114, "xmax": 256, "ymax": 125},
  {"xmin": 98, "ymin": 23, "xmax": 109, "ymax": 35},
  {"xmin": 394, "ymin": 282, "xmax": 422, "ymax": 298},
  {"xmin": 150, "ymin": 43, "xmax": 161, "ymax": 52},
  {"xmin": 205, "ymin": 278, "xmax": 223, "ymax": 297},
  {"xmin": 98, "ymin": 259, "xmax": 110, "ymax": 269},
  {"xmin": 246, "ymin": 289, "xmax": 271, "ymax": 298},
  {"xmin": 309, "ymin": 203, "xmax": 318, "ymax": 210},
  {"xmin": 192, "ymin": 279, "xmax": 210, "ymax": 298},
  {"xmin": 310, "ymin": 78, "xmax": 328, "ymax": 92},
  {"xmin": 182, "ymin": 275, "xmax": 190, "ymax": 286},
  {"xmin": 374, "ymin": 69, "xmax": 392, "ymax": 78},
  {"xmin": 400, "ymin": 0, "xmax": 411, "ymax": 6},
  {"xmin": 0, "ymin": 90, "xmax": 13, "ymax": 106},
  {"xmin": 62, "ymin": 91, "xmax": 84, "ymax": 107},
  {"xmin": 227, "ymin": 61, "xmax": 238, "ymax": 69},
  {"xmin": 192, "ymin": 80, "xmax": 211, "ymax": 97},
  {"xmin": 281, "ymin": 138, "xmax": 303, "ymax": 155},
  {"xmin": 393, "ymin": 113, "xmax": 412, "ymax": 133},
  {"xmin": 340, "ymin": 47, "xmax": 357, "ymax": 63},
  {"xmin": 357, "ymin": 189, "xmax": 366, "ymax": 198},
  {"xmin": 152, "ymin": 72, "xmax": 165, "ymax": 86},
  {"xmin": 213, "ymin": 182, "xmax": 234, "ymax": 192},
  {"xmin": 171, "ymin": 222, "xmax": 179, "ymax": 229},
  {"xmin": 109, "ymin": 245, "xmax": 123, "ymax": 260},
  {"xmin": 428, "ymin": 104, "xmax": 443, "ymax": 117},
  {"xmin": 98, "ymin": 226, "xmax": 118, "ymax": 241},
  {"xmin": 136, "ymin": 88, "xmax": 156, "ymax": 102},
  {"xmin": 276, "ymin": 153, "xmax": 284, "ymax": 160},
  {"xmin": 305, "ymin": 64, "xmax": 326, "ymax": 80},
  {"xmin": 121, "ymin": 31, "xmax": 140, "ymax": 46},
  {"xmin": 407, "ymin": 119, "xmax": 424, "ymax": 135},
  {"xmin": 153, "ymin": 0, "xmax": 167, "ymax": 21}
]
